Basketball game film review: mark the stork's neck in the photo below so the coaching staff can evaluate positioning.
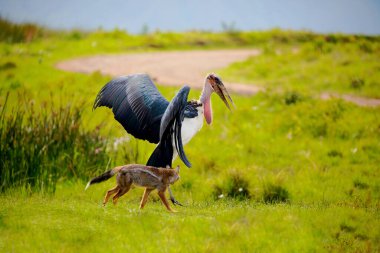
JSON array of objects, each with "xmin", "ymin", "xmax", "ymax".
[
  {"xmin": 200, "ymin": 83, "xmax": 213, "ymax": 104},
  {"xmin": 200, "ymin": 83, "xmax": 213, "ymax": 124}
]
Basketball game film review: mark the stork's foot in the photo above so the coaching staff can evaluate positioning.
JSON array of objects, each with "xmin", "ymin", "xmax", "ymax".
[
  {"xmin": 170, "ymin": 196, "xmax": 184, "ymax": 206},
  {"xmin": 168, "ymin": 186, "xmax": 184, "ymax": 206}
]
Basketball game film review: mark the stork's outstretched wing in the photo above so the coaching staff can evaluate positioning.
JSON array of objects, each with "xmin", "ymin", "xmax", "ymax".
[
  {"xmin": 93, "ymin": 74, "xmax": 169, "ymax": 143},
  {"xmin": 147, "ymin": 86, "xmax": 192, "ymax": 168},
  {"xmin": 94, "ymin": 74, "xmax": 193, "ymax": 168}
]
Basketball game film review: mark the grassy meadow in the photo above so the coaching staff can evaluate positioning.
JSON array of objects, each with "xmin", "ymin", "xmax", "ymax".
[{"xmin": 1, "ymin": 19, "xmax": 380, "ymax": 252}]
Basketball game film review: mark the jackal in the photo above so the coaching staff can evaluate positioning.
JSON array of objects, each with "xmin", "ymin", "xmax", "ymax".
[{"xmin": 85, "ymin": 164, "xmax": 180, "ymax": 212}]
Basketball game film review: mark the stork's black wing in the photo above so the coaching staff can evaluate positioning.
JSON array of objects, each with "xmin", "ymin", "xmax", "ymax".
[
  {"xmin": 93, "ymin": 74, "xmax": 169, "ymax": 143},
  {"xmin": 147, "ymin": 86, "xmax": 192, "ymax": 168}
]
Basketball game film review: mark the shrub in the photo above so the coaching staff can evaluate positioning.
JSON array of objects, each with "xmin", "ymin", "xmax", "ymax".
[
  {"xmin": 353, "ymin": 179, "xmax": 369, "ymax": 190},
  {"xmin": 0, "ymin": 17, "xmax": 42, "ymax": 43},
  {"xmin": 350, "ymin": 78, "xmax": 365, "ymax": 90},
  {"xmin": 327, "ymin": 150, "xmax": 343, "ymax": 158},
  {"xmin": 0, "ymin": 93, "xmax": 110, "ymax": 193},
  {"xmin": 262, "ymin": 182, "xmax": 289, "ymax": 203},
  {"xmin": 0, "ymin": 61, "xmax": 17, "ymax": 71},
  {"xmin": 284, "ymin": 91, "xmax": 303, "ymax": 105},
  {"xmin": 213, "ymin": 172, "xmax": 251, "ymax": 201}
]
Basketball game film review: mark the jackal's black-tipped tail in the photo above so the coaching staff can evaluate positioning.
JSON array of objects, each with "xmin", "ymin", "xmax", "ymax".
[{"xmin": 85, "ymin": 169, "xmax": 115, "ymax": 191}]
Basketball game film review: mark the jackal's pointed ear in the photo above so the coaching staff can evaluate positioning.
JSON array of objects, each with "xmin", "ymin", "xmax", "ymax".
[{"xmin": 175, "ymin": 165, "xmax": 180, "ymax": 174}]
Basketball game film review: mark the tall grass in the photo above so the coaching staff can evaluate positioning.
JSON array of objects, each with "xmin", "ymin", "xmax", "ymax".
[{"xmin": 0, "ymin": 93, "xmax": 111, "ymax": 193}]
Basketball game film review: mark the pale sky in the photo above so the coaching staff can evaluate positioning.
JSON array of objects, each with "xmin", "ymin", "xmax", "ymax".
[{"xmin": 0, "ymin": 0, "xmax": 379, "ymax": 35}]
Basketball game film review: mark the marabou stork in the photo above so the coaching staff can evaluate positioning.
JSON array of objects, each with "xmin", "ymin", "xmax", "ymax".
[{"xmin": 93, "ymin": 73, "xmax": 234, "ymax": 205}]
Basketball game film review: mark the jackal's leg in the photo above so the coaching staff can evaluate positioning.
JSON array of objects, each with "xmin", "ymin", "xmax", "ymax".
[
  {"xmin": 139, "ymin": 188, "xmax": 153, "ymax": 209},
  {"xmin": 158, "ymin": 190, "xmax": 177, "ymax": 212},
  {"xmin": 112, "ymin": 186, "xmax": 130, "ymax": 205},
  {"xmin": 103, "ymin": 186, "xmax": 119, "ymax": 206}
]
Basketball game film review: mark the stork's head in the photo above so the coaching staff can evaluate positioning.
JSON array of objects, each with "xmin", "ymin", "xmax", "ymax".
[
  {"xmin": 206, "ymin": 73, "xmax": 234, "ymax": 110},
  {"xmin": 201, "ymin": 73, "xmax": 234, "ymax": 124}
]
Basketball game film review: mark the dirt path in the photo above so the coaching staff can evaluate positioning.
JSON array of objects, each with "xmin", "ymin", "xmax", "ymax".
[
  {"xmin": 56, "ymin": 49, "xmax": 380, "ymax": 107},
  {"xmin": 56, "ymin": 49, "xmax": 263, "ymax": 95}
]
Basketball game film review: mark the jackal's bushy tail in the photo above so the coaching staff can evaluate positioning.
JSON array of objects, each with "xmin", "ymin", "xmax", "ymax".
[{"xmin": 85, "ymin": 167, "xmax": 121, "ymax": 190}]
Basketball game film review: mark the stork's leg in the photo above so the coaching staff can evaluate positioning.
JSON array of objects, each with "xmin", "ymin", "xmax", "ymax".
[{"xmin": 168, "ymin": 186, "xmax": 184, "ymax": 206}]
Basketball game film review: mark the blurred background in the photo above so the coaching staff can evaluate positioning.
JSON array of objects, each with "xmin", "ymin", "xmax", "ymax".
[{"xmin": 1, "ymin": 0, "xmax": 379, "ymax": 34}]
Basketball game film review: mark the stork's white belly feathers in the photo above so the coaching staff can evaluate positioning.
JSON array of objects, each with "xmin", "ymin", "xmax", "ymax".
[
  {"xmin": 172, "ymin": 106, "xmax": 204, "ymax": 161},
  {"xmin": 181, "ymin": 107, "xmax": 204, "ymax": 145}
]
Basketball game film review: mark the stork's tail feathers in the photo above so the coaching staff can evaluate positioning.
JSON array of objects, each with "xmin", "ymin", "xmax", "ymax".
[
  {"xmin": 146, "ymin": 141, "xmax": 173, "ymax": 168},
  {"xmin": 84, "ymin": 167, "xmax": 122, "ymax": 190}
]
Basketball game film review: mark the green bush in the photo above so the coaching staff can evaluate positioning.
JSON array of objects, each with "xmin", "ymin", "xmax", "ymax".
[
  {"xmin": 262, "ymin": 182, "xmax": 290, "ymax": 203},
  {"xmin": 0, "ymin": 93, "xmax": 110, "ymax": 193},
  {"xmin": 0, "ymin": 17, "xmax": 42, "ymax": 43},
  {"xmin": 213, "ymin": 172, "xmax": 251, "ymax": 201},
  {"xmin": 284, "ymin": 91, "xmax": 303, "ymax": 105}
]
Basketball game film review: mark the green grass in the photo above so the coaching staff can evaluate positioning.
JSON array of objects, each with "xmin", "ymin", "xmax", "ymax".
[
  {"xmin": 220, "ymin": 40, "xmax": 380, "ymax": 97},
  {"xmin": 0, "ymin": 22, "xmax": 379, "ymax": 252},
  {"xmin": 0, "ymin": 183, "xmax": 378, "ymax": 252}
]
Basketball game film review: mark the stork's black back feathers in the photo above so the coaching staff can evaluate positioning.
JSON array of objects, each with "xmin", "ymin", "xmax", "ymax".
[{"xmin": 93, "ymin": 74, "xmax": 193, "ymax": 168}]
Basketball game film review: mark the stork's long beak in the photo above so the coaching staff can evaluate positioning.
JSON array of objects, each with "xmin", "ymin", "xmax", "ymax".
[{"xmin": 214, "ymin": 80, "xmax": 235, "ymax": 110}]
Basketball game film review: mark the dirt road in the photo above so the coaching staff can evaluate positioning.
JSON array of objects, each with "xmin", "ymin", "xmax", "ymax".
[
  {"xmin": 56, "ymin": 49, "xmax": 380, "ymax": 107},
  {"xmin": 56, "ymin": 49, "xmax": 263, "ymax": 95}
]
